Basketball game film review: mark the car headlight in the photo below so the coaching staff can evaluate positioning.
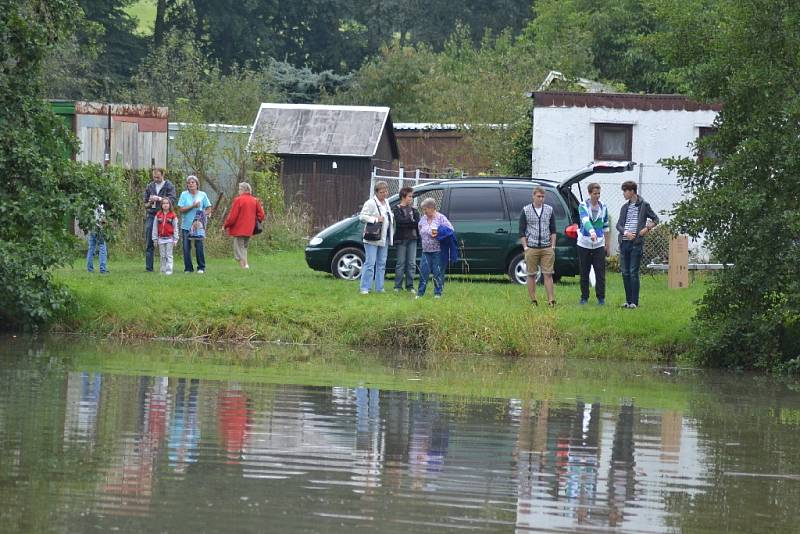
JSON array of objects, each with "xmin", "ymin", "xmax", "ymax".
[{"xmin": 309, "ymin": 236, "xmax": 323, "ymax": 246}]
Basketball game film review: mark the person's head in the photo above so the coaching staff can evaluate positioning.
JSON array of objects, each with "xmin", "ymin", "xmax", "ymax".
[
  {"xmin": 160, "ymin": 197, "xmax": 172, "ymax": 212},
  {"xmin": 238, "ymin": 182, "xmax": 252, "ymax": 195},
  {"xmin": 621, "ymin": 180, "xmax": 637, "ymax": 201},
  {"xmin": 152, "ymin": 168, "xmax": 164, "ymax": 183},
  {"xmin": 532, "ymin": 186, "xmax": 546, "ymax": 206},
  {"xmin": 420, "ymin": 197, "xmax": 437, "ymax": 217},
  {"xmin": 186, "ymin": 175, "xmax": 199, "ymax": 193},
  {"xmin": 587, "ymin": 182, "xmax": 601, "ymax": 203},
  {"xmin": 398, "ymin": 187, "xmax": 414, "ymax": 206},
  {"xmin": 374, "ymin": 180, "xmax": 389, "ymax": 200}
]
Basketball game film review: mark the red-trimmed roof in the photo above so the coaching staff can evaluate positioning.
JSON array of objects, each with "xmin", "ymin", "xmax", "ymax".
[{"xmin": 532, "ymin": 91, "xmax": 721, "ymax": 112}]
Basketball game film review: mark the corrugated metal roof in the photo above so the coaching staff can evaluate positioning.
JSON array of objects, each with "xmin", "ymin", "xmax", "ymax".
[
  {"xmin": 75, "ymin": 101, "xmax": 169, "ymax": 118},
  {"xmin": 531, "ymin": 92, "xmax": 722, "ymax": 112},
  {"xmin": 249, "ymin": 103, "xmax": 397, "ymax": 158},
  {"xmin": 394, "ymin": 123, "xmax": 462, "ymax": 131}
]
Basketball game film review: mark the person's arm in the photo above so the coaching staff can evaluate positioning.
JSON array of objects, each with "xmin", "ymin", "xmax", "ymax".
[
  {"xmin": 224, "ymin": 198, "xmax": 239, "ymax": 229},
  {"xmin": 257, "ymin": 199, "xmax": 265, "ymax": 222},
  {"xmin": 518, "ymin": 211, "xmax": 528, "ymax": 249},
  {"xmin": 549, "ymin": 212, "xmax": 557, "ymax": 249},
  {"xmin": 144, "ymin": 184, "xmax": 152, "ymax": 206},
  {"xmin": 151, "ymin": 216, "xmax": 158, "ymax": 241},
  {"xmin": 440, "ymin": 213, "xmax": 453, "ymax": 230},
  {"xmin": 202, "ymin": 193, "xmax": 213, "ymax": 216},
  {"xmin": 644, "ymin": 202, "xmax": 660, "ymax": 231},
  {"xmin": 173, "ymin": 216, "xmax": 179, "ymax": 241},
  {"xmin": 603, "ymin": 209, "xmax": 611, "ymax": 255},
  {"xmin": 358, "ymin": 200, "xmax": 378, "ymax": 224},
  {"xmin": 178, "ymin": 193, "xmax": 193, "ymax": 213},
  {"xmin": 616, "ymin": 206, "xmax": 626, "ymax": 235},
  {"xmin": 165, "ymin": 181, "xmax": 177, "ymax": 206}
]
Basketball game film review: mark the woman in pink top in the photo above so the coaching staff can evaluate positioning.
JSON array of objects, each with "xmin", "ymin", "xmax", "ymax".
[{"xmin": 416, "ymin": 197, "xmax": 453, "ymax": 299}]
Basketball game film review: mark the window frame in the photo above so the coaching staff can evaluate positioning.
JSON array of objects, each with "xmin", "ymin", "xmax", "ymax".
[
  {"xmin": 697, "ymin": 126, "xmax": 718, "ymax": 163},
  {"xmin": 594, "ymin": 123, "xmax": 633, "ymax": 161}
]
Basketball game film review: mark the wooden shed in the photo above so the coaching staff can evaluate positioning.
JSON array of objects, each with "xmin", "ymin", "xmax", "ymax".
[
  {"xmin": 249, "ymin": 103, "xmax": 399, "ymax": 227},
  {"xmin": 50, "ymin": 100, "xmax": 169, "ymax": 169}
]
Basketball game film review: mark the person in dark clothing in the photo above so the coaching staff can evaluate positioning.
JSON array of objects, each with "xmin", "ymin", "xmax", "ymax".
[
  {"xmin": 392, "ymin": 187, "xmax": 420, "ymax": 292},
  {"xmin": 143, "ymin": 168, "xmax": 177, "ymax": 272},
  {"xmin": 616, "ymin": 181, "xmax": 659, "ymax": 308}
]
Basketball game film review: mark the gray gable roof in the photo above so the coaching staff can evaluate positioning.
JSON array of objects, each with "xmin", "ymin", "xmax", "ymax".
[{"xmin": 249, "ymin": 103, "xmax": 398, "ymax": 158}]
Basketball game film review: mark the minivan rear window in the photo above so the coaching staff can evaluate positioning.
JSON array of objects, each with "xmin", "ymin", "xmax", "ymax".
[
  {"xmin": 448, "ymin": 187, "xmax": 504, "ymax": 220},
  {"xmin": 505, "ymin": 187, "xmax": 566, "ymax": 220}
]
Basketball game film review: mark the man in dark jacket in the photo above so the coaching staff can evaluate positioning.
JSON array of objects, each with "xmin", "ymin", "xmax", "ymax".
[
  {"xmin": 391, "ymin": 187, "xmax": 420, "ymax": 292},
  {"xmin": 143, "ymin": 168, "xmax": 177, "ymax": 272},
  {"xmin": 616, "ymin": 181, "xmax": 659, "ymax": 308}
]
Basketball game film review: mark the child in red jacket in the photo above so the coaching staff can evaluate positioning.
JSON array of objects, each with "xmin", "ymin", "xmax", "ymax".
[{"xmin": 151, "ymin": 198, "xmax": 180, "ymax": 275}]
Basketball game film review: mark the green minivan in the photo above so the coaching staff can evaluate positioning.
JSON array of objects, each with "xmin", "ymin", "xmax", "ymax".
[{"xmin": 304, "ymin": 162, "xmax": 634, "ymax": 284}]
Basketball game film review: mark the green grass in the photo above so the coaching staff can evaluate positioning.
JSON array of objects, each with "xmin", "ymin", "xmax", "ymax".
[
  {"xmin": 53, "ymin": 251, "xmax": 704, "ymax": 361},
  {"xmin": 125, "ymin": 0, "xmax": 156, "ymax": 35}
]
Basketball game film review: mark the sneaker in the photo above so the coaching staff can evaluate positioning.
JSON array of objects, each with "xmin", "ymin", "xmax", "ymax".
[
  {"xmin": 360, "ymin": 290, "xmax": 369, "ymax": 295},
  {"xmin": 621, "ymin": 303, "xmax": 630, "ymax": 309},
  {"xmin": 434, "ymin": 295, "xmax": 441, "ymax": 299},
  {"xmin": 408, "ymin": 288, "xmax": 416, "ymax": 293},
  {"xmin": 166, "ymin": 271, "xmax": 173, "ymax": 276},
  {"xmin": 579, "ymin": 298, "xmax": 588, "ymax": 305},
  {"xmin": 548, "ymin": 300, "xmax": 556, "ymax": 307},
  {"xmin": 197, "ymin": 269, "xmax": 204, "ymax": 274},
  {"xmin": 415, "ymin": 295, "xmax": 421, "ymax": 300},
  {"xmin": 628, "ymin": 303, "xmax": 638, "ymax": 309},
  {"xmin": 598, "ymin": 298, "xmax": 605, "ymax": 306},
  {"xmin": 394, "ymin": 288, "xmax": 401, "ymax": 293}
]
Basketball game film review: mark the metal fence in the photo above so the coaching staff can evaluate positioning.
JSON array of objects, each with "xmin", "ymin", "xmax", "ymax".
[{"xmin": 369, "ymin": 167, "xmax": 460, "ymax": 198}]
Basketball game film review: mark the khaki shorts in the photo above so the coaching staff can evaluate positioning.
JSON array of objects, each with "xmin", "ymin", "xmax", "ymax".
[
  {"xmin": 525, "ymin": 247, "xmax": 555, "ymax": 275},
  {"xmin": 233, "ymin": 236, "xmax": 250, "ymax": 261}
]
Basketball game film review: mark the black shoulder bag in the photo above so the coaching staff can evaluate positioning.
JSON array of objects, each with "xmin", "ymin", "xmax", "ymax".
[{"xmin": 363, "ymin": 199, "xmax": 383, "ymax": 241}]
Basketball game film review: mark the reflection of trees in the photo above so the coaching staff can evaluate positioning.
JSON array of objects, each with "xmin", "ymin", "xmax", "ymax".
[{"xmin": 667, "ymin": 381, "xmax": 800, "ymax": 533}]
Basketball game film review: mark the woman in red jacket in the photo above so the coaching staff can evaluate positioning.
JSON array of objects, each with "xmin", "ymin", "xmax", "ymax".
[{"xmin": 223, "ymin": 182, "xmax": 265, "ymax": 269}]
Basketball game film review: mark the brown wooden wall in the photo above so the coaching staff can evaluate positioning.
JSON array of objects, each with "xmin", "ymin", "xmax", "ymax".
[
  {"xmin": 280, "ymin": 155, "xmax": 372, "ymax": 228},
  {"xmin": 395, "ymin": 129, "xmax": 492, "ymax": 174}
]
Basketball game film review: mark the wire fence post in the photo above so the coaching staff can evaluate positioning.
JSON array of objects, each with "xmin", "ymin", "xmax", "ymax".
[
  {"xmin": 638, "ymin": 163, "xmax": 644, "ymax": 195},
  {"xmin": 415, "ymin": 168, "xmax": 420, "ymax": 187},
  {"xmin": 399, "ymin": 167, "xmax": 405, "ymax": 190},
  {"xmin": 370, "ymin": 166, "xmax": 376, "ymax": 197}
]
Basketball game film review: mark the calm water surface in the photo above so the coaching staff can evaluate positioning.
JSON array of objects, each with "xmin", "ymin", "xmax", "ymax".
[{"xmin": 1, "ymin": 337, "xmax": 799, "ymax": 533}]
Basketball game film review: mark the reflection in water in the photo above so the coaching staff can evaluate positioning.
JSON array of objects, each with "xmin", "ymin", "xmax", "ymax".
[{"xmin": 2, "ymin": 347, "xmax": 800, "ymax": 533}]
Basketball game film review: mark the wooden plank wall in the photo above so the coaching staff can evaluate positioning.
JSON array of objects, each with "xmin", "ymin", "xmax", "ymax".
[
  {"xmin": 75, "ymin": 116, "xmax": 167, "ymax": 169},
  {"xmin": 280, "ymin": 155, "xmax": 371, "ymax": 228}
]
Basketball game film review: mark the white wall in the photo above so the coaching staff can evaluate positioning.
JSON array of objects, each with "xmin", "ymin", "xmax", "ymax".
[{"xmin": 532, "ymin": 105, "xmax": 717, "ymax": 256}]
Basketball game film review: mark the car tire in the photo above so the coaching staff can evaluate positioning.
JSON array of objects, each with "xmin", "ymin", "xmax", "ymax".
[
  {"xmin": 331, "ymin": 247, "xmax": 365, "ymax": 281},
  {"xmin": 507, "ymin": 253, "xmax": 561, "ymax": 285}
]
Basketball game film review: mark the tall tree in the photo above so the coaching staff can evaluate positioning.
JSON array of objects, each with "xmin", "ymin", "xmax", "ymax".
[{"xmin": 656, "ymin": 0, "xmax": 800, "ymax": 370}]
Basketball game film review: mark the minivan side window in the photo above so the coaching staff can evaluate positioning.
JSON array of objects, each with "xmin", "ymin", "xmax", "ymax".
[
  {"xmin": 505, "ymin": 187, "xmax": 566, "ymax": 220},
  {"xmin": 448, "ymin": 187, "xmax": 504, "ymax": 220},
  {"xmin": 414, "ymin": 188, "xmax": 445, "ymax": 211}
]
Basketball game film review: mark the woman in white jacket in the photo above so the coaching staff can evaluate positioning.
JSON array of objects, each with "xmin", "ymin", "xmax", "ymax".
[{"xmin": 358, "ymin": 181, "xmax": 394, "ymax": 294}]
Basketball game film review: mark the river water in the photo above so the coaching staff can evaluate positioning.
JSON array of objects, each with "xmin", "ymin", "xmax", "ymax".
[{"xmin": 1, "ymin": 336, "xmax": 799, "ymax": 533}]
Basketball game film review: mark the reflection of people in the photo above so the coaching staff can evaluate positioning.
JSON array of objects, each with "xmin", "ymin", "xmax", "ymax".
[
  {"xmin": 607, "ymin": 403, "xmax": 637, "ymax": 527},
  {"xmin": 416, "ymin": 198, "xmax": 453, "ymax": 299},
  {"xmin": 577, "ymin": 183, "xmax": 610, "ymax": 305},
  {"xmin": 519, "ymin": 187, "xmax": 557, "ymax": 306},
  {"xmin": 617, "ymin": 181, "xmax": 659, "ymax": 309},
  {"xmin": 144, "ymin": 168, "xmax": 176, "ymax": 272},
  {"xmin": 177, "ymin": 175, "xmax": 212, "ymax": 273},
  {"xmin": 86, "ymin": 203, "xmax": 109, "ymax": 274},
  {"xmin": 219, "ymin": 387, "xmax": 250, "ymax": 463},
  {"xmin": 392, "ymin": 187, "xmax": 420, "ymax": 292},
  {"xmin": 151, "ymin": 197, "xmax": 179, "ymax": 275},
  {"xmin": 358, "ymin": 181, "xmax": 393, "ymax": 294},
  {"xmin": 168, "ymin": 378, "xmax": 201, "ymax": 473},
  {"xmin": 223, "ymin": 182, "xmax": 265, "ymax": 270}
]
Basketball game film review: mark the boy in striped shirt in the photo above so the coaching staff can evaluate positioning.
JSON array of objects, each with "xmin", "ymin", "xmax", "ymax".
[{"xmin": 616, "ymin": 181, "xmax": 659, "ymax": 308}]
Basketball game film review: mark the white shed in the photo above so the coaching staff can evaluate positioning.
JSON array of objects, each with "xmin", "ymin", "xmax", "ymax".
[{"xmin": 531, "ymin": 91, "xmax": 719, "ymax": 224}]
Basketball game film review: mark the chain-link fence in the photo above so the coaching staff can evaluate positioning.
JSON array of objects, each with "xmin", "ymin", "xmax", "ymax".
[{"xmin": 370, "ymin": 167, "xmax": 461, "ymax": 198}]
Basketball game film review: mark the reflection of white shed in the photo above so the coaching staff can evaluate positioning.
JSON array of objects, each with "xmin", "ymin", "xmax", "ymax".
[{"xmin": 530, "ymin": 92, "xmax": 720, "ymax": 244}]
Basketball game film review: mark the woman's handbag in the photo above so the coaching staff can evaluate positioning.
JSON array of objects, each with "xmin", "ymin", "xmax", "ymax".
[{"xmin": 363, "ymin": 199, "xmax": 383, "ymax": 241}]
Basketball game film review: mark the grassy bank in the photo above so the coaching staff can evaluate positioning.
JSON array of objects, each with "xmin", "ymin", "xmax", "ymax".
[{"xmin": 53, "ymin": 251, "xmax": 703, "ymax": 361}]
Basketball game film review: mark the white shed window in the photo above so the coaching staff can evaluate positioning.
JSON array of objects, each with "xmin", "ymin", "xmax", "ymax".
[{"xmin": 594, "ymin": 123, "xmax": 632, "ymax": 161}]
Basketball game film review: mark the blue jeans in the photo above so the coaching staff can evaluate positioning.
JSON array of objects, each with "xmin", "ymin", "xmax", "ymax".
[
  {"xmin": 360, "ymin": 243, "xmax": 388, "ymax": 292},
  {"xmin": 393, "ymin": 239, "xmax": 417, "ymax": 290},
  {"xmin": 86, "ymin": 232, "xmax": 107, "ymax": 273},
  {"xmin": 417, "ymin": 251, "xmax": 443, "ymax": 296},
  {"xmin": 145, "ymin": 213, "xmax": 156, "ymax": 271},
  {"xmin": 182, "ymin": 229, "xmax": 206, "ymax": 272},
  {"xmin": 620, "ymin": 240, "xmax": 643, "ymax": 305}
]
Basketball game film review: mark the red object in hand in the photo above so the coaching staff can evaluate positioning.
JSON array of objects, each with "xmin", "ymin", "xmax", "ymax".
[{"xmin": 565, "ymin": 224, "xmax": 579, "ymax": 240}]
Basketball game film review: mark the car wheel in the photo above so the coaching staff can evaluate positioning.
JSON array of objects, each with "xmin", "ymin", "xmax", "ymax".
[
  {"xmin": 331, "ymin": 247, "xmax": 364, "ymax": 280},
  {"xmin": 508, "ymin": 253, "xmax": 532, "ymax": 285}
]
